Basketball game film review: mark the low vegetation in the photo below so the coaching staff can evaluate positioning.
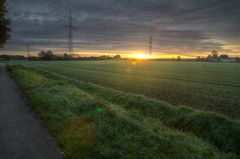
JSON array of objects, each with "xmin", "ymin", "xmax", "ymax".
[{"xmin": 9, "ymin": 65, "xmax": 240, "ymax": 159}]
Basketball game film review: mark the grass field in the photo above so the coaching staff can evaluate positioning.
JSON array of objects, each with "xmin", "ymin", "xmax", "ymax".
[
  {"xmin": 10, "ymin": 60, "xmax": 240, "ymax": 119},
  {"xmin": 9, "ymin": 64, "xmax": 240, "ymax": 159}
]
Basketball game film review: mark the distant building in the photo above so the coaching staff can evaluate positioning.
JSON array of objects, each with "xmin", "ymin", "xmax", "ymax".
[{"xmin": 220, "ymin": 58, "xmax": 236, "ymax": 62}]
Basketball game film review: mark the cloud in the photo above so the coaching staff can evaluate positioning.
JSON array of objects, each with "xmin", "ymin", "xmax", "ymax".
[{"xmin": 2, "ymin": 0, "xmax": 240, "ymax": 56}]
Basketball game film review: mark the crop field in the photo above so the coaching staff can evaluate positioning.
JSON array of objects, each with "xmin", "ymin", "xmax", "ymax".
[
  {"xmin": 9, "ymin": 63, "xmax": 240, "ymax": 159},
  {"xmin": 11, "ymin": 60, "xmax": 240, "ymax": 119}
]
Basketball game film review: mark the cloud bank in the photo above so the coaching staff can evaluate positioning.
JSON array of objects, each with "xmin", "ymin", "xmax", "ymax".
[{"xmin": 2, "ymin": 0, "xmax": 240, "ymax": 57}]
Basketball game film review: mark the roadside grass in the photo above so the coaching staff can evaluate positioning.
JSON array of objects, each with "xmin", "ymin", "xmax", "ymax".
[{"xmin": 10, "ymin": 65, "xmax": 239, "ymax": 159}]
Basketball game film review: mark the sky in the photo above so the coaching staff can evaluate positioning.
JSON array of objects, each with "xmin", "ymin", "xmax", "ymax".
[{"xmin": 1, "ymin": 0, "xmax": 240, "ymax": 58}]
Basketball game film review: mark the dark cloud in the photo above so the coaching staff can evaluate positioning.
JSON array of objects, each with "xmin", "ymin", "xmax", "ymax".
[{"xmin": 1, "ymin": 0, "xmax": 240, "ymax": 56}]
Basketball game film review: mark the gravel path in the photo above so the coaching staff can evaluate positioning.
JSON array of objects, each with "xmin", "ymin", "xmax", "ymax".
[{"xmin": 0, "ymin": 63, "xmax": 62, "ymax": 159}]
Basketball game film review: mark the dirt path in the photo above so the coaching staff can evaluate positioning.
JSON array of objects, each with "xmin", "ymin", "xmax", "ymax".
[{"xmin": 0, "ymin": 63, "xmax": 62, "ymax": 159}]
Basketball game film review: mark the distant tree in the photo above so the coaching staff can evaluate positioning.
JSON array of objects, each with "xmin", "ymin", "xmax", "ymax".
[
  {"xmin": 63, "ymin": 53, "xmax": 67, "ymax": 58},
  {"xmin": 62, "ymin": 53, "xmax": 74, "ymax": 60},
  {"xmin": 38, "ymin": 50, "xmax": 55, "ymax": 60},
  {"xmin": 99, "ymin": 55, "xmax": 111, "ymax": 60},
  {"xmin": 219, "ymin": 54, "xmax": 229, "ymax": 59},
  {"xmin": 207, "ymin": 55, "xmax": 212, "ymax": 58},
  {"xmin": 0, "ymin": 55, "xmax": 25, "ymax": 60},
  {"xmin": 211, "ymin": 50, "xmax": 218, "ymax": 59},
  {"xmin": 38, "ymin": 51, "xmax": 46, "ymax": 58},
  {"xmin": 196, "ymin": 56, "xmax": 203, "ymax": 62},
  {"xmin": 46, "ymin": 50, "xmax": 54, "ymax": 59},
  {"xmin": 177, "ymin": 56, "xmax": 181, "ymax": 61},
  {"xmin": 0, "ymin": 54, "xmax": 9, "ymax": 60},
  {"xmin": 0, "ymin": 0, "xmax": 10, "ymax": 48},
  {"xmin": 113, "ymin": 54, "xmax": 121, "ymax": 60}
]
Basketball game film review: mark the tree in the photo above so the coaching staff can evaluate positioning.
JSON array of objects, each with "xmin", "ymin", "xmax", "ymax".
[
  {"xmin": 219, "ymin": 54, "xmax": 229, "ymax": 59},
  {"xmin": 38, "ymin": 51, "xmax": 46, "ymax": 58},
  {"xmin": 0, "ymin": 54, "xmax": 9, "ymax": 60},
  {"xmin": 211, "ymin": 50, "xmax": 218, "ymax": 59},
  {"xmin": 113, "ymin": 55, "xmax": 121, "ymax": 60},
  {"xmin": 177, "ymin": 56, "xmax": 181, "ymax": 61},
  {"xmin": 46, "ymin": 50, "xmax": 54, "ymax": 59},
  {"xmin": 235, "ymin": 57, "xmax": 240, "ymax": 62},
  {"xmin": 63, "ymin": 53, "xmax": 72, "ymax": 60},
  {"xmin": 38, "ymin": 50, "xmax": 55, "ymax": 60},
  {"xmin": 0, "ymin": 0, "xmax": 10, "ymax": 48},
  {"xmin": 196, "ymin": 56, "xmax": 205, "ymax": 62}
]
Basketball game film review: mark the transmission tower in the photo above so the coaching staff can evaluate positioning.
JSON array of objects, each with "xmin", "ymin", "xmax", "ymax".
[
  {"xmin": 149, "ymin": 35, "xmax": 152, "ymax": 55},
  {"xmin": 26, "ymin": 42, "xmax": 30, "ymax": 58},
  {"xmin": 63, "ymin": 9, "xmax": 78, "ymax": 55}
]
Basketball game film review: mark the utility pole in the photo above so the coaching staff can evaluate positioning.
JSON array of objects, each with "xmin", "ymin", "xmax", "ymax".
[
  {"xmin": 149, "ymin": 35, "xmax": 152, "ymax": 55},
  {"xmin": 68, "ymin": 9, "xmax": 73, "ymax": 55},
  {"xmin": 26, "ymin": 42, "xmax": 30, "ymax": 59},
  {"xmin": 63, "ymin": 9, "xmax": 77, "ymax": 55}
]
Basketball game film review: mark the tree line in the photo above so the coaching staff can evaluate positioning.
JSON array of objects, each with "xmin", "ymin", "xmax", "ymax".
[
  {"xmin": 27, "ymin": 50, "xmax": 122, "ymax": 61},
  {"xmin": 196, "ymin": 50, "xmax": 240, "ymax": 62}
]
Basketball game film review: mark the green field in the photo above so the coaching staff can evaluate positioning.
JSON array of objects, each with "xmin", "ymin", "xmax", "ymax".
[
  {"xmin": 9, "ymin": 64, "xmax": 240, "ymax": 159},
  {"xmin": 11, "ymin": 60, "xmax": 240, "ymax": 119}
]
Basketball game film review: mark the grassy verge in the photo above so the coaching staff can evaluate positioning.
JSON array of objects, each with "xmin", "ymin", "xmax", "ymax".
[{"xmin": 10, "ymin": 65, "xmax": 239, "ymax": 159}]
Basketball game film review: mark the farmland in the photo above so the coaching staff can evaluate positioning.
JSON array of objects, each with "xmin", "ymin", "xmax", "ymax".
[
  {"xmin": 11, "ymin": 60, "xmax": 240, "ymax": 119},
  {"xmin": 8, "ymin": 63, "xmax": 240, "ymax": 159}
]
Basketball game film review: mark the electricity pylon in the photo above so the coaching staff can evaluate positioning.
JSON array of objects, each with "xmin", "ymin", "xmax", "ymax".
[
  {"xmin": 26, "ymin": 42, "xmax": 30, "ymax": 59},
  {"xmin": 149, "ymin": 35, "xmax": 152, "ymax": 55},
  {"xmin": 63, "ymin": 9, "xmax": 78, "ymax": 55}
]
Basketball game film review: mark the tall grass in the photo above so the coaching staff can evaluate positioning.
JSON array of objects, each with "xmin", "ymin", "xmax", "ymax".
[{"xmin": 9, "ymin": 65, "xmax": 239, "ymax": 159}]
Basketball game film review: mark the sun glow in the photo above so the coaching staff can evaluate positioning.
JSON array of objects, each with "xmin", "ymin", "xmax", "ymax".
[{"xmin": 131, "ymin": 54, "xmax": 153, "ymax": 59}]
